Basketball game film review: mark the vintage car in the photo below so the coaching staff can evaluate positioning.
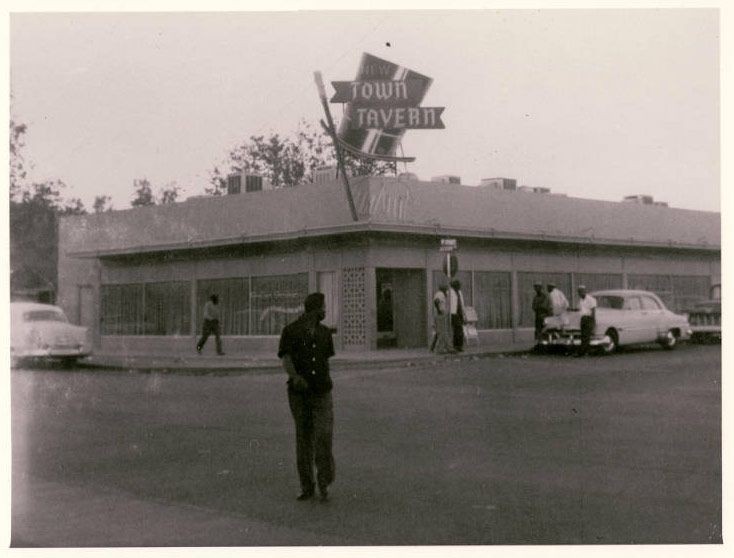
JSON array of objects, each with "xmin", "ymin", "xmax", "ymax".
[
  {"xmin": 540, "ymin": 289, "xmax": 692, "ymax": 354},
  {"xmin": 688, "ymin": 284, "xmax": 721, "ymax": 343},
  {"xmin": 10, "ymin": 302, "xmax": 92, "ymax": 367}
]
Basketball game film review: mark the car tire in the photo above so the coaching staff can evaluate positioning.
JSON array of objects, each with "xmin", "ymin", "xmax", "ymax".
[
  {"xmin": 600, "ymin": 329, "xmax": 618, "ymax": 355},
  {"xmin": 659, "ymin": 329, "xmax": 678, "ymax": 350}
]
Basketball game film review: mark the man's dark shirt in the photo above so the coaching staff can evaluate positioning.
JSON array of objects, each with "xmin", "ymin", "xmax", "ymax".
[
  {"xmin": 278, "ymin": 315, "xmax": 335, "ymax": 394},
  {"xmin": 532, "ymin": 292, "xmax": 552, "ymax": 317}
]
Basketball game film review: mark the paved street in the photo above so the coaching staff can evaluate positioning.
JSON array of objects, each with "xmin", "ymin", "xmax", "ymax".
[{"xmin": 11, "ymin": 344, "xmax": 721, "ymax": 546}]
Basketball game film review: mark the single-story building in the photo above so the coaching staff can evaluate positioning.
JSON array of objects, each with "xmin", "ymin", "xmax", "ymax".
[{"xmin": 57, "ymin": 175, "xmax": 720, "ymax": 354}]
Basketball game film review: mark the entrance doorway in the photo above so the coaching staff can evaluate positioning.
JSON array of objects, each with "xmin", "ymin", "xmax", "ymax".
[{"xmin": 376, "ymin": 268, "xmax": 426, "ymax": 349}]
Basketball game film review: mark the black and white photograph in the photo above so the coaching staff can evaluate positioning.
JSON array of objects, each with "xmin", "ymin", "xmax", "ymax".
[{"xmin": 5, "ymin": 1, "xmax": 727, "ymax": 552}]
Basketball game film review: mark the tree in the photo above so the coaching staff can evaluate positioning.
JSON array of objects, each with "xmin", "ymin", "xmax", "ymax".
[
  {"xmin": 9, "ymin": 117, "xmax": 28, "ymax": 201},
  {"xmin": 93, "ymin": 195, "xmax": 113, "ymax": 213},
  {"xmin": 10, "ymin": 180, "xmax": 86, "ymax": 300},
  {"xmin": 205, "ymin": 120, "xmax": 396, "ymax": 196},
  {"xmin": 131, "ymin": 178, "xmax": 155, "ymax": 207},
  {"xmin": 8, "ymin": 112, "xmax": 89, "ymax": 301},
  {"xmin": 159, "ymin": 183, "xmax": 181, "ymax": 204}
]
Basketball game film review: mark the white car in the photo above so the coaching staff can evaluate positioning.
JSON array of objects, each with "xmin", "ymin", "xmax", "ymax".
[
  {"xmin": 540, "ymin": 289, "xmax": 692, "ymax": 354},
  {"xmin": 10, "ymin": 302, "xmax": 92, "ymax": 367}
]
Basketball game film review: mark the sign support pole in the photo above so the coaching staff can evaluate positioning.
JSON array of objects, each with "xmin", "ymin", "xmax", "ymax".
[
  {"xmin": 446, "ymin": 251, "xmax": 452, "ymax": 344},
  {"xmin": 314, "ymin": 71, "xmax": 359, "ymax": 222}
]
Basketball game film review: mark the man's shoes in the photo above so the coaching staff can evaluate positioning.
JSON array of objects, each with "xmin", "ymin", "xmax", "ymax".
[
  {"xmin": 217, "ymin": 352, "xmax": 226, "ymax": 356},
  {"xmin": 296, "ymin": 490, "xmax": 314, "ymax": 501},
  {"xmin": 196, "ymin": 346, "xmax": 202, "ymax": 355}
]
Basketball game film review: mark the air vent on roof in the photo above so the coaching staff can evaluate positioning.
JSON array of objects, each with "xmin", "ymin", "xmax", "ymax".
[
  {"xmin": 431, "ymin": 175, "xmax": 461, "ymax": 184},
  {"xmin": 519, "ymin": 185, "xmax": 550, "ymax": 194},
  {"xmin": 480, "ymin": 177, "xmax": 517, "ymax": 191},
  {"xmin": 398, "ymin": 172, "xmax": 419, "ymax": 182},
  {"xmin": 227, "ymin": 174, "xmax": 242, "ymax": 195},
  {"xmin": 623, "ymin": 194, "xmax": 654, "ymax": 205},
  {"xmin": 226, "ymin": 173, "xmax": 272, "ymax": 194}
]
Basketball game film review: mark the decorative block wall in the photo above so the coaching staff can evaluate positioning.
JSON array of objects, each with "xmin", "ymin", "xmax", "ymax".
[{"xmin": 341, "ymin": 267, "xmax": 367, "ymax": 347}]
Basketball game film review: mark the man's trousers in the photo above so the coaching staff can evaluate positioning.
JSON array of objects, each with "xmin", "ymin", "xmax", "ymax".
[{"xmin": 287, "ymin": 389, "xmax": 335, "ymax": 493}]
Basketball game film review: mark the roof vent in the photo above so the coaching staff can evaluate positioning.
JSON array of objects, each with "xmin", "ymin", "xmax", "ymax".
[
  {"xmin": 623, "ymin": 194, "xmax": 654, "ymax": 205},
  {"xmin": 519, "ymin": 185, "xmax": 550, "ymax": 194},
  {"xmin": 226, "ymin": 173, "xmax": 272, "ymax": 194},
  {"xmin": 431, "ymin": 175, "xmax": 461, "ymax": 184},
  {"xmin": 480, "ymin": 177, "xmax": 517, "ymax": 191}
]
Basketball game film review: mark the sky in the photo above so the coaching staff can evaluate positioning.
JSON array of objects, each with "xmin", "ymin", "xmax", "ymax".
[{"xmin": 9, "ymin": 8, "xmax": 721, "ymax": 212}]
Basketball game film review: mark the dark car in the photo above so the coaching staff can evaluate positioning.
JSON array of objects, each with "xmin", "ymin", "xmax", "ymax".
[{"xmin": 688, "ymin": 284, "xmax": 721, "ymax": 343}]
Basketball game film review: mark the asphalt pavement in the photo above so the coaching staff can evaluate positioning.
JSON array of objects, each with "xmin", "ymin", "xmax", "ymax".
[{"xmin": 10, "ymin": 343, "xmax": 722, "ymax": 546}]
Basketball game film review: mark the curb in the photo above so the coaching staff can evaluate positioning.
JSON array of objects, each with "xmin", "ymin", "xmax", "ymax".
[{"xmin": 79, "ymin": 348, "xmax": 533, "ymax": 376}]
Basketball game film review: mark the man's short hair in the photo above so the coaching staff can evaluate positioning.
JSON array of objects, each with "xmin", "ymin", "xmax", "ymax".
[
  {"xmin": 450, "ymin": 279, "xmax": 461, "ymax": 289},
  {"xmin": 210, "ymin": 294, "xmax": 219, "ymax": 304},
  {"xmin": 304, "ymin": 292, "xmax": 325, "ymax": 313}
]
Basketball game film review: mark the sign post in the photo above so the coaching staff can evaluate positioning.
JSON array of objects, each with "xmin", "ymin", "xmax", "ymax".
[
  {"xmin": 440, "ymin": 238, "xmax": 457, "ymax": 344},
  {"xmin": 314, "ymin": 71, "xmax": 359, "ymax": 222}
]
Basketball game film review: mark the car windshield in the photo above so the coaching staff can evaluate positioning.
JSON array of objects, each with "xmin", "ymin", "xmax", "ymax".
[
  {"xmin": 595, "ymin": 296, "xmax": 624, "ymax": 309},
  {"xmin": 23, "ymin": 310, "xmax": 68, "ymax": 323}
]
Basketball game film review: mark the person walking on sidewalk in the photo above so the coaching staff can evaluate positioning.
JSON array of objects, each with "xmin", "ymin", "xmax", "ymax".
[
  {"xmin": 430, "ymin": 284, "xmax": 454, "ymax": 354},
  {"xmin": 278, "ymin": 292, "xmax": 336, "ymax": 503},
  {"xmin": 196, "ymin": 294, "xmax": 225, "ymax": 355},
  {"xmin": 449, "ymin": 279, "xmax": 467, "ymax": 352}
]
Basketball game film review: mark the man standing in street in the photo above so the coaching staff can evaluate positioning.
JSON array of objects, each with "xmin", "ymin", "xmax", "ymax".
[
  {"xmin": 576, "ymin": 285, "xmax": 597, "ymax": 356},
  {"xmin": 278, "ymin": 292, "xmax": 336, "ymax": 502},
  {"xmin": 196, "ymin": 294, "xmax": 225, "ymax": 355},
  {"xmin": 532, "ymin": 282, "xmax": 552, "ymax": 343},
  {"xmin": 449, "ymin": 279, "xmax": 467, "ymax": 352}
]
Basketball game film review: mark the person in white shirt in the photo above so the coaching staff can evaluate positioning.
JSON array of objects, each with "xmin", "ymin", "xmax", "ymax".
[
  {"xmin": 576, "ymin": 285, "xmax": 597, "ymax": 356},
  {"xmin": 430, "ymin": 284, "xmax": 453, "ymax": 354},
  {"xmin": 547, "ymin": 283, "xmax": 569, "ymax": 316},
  {"xmin": 196, "ymin": 294, "xmax": 225, "ymax": 355}
]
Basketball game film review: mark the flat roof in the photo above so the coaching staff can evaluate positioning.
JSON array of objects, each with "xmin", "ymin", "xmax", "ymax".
[{"xmin": 61, "ymin": 177, "xmax": 720, "ymax": 257}]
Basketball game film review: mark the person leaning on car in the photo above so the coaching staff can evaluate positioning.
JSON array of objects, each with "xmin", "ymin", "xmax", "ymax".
[
  {"xmin": 532, "ymin": 282, "xmax": 552, "ymax": 342},
  {"xmin": 576, "ymin": 285, "xmax": 597, "ymax": 357}
]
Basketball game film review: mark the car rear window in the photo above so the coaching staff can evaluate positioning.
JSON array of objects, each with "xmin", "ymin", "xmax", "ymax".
[
  {"xmin": 23, "ymin": 310, "xmax": 68, "ymax": 322},
  {"xmin": 596, "ymin": 296, "xmax": 624, "ymax": 309}
]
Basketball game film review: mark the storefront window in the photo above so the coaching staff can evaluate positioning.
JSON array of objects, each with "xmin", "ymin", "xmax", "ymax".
[
  {"xmin": 474, "ymin": 271, "xmax": 512, "ymax": 329},
  {"xmin": 250, "ymin": 273, "xmax": 308, "ymax": 335},
  {"xmin": 100, "ymin": 283, "xmax": 145, "ymax": 335},
  {"xmin": 144, "ymin": 281, "xmax": 191, "ymax": 335}
]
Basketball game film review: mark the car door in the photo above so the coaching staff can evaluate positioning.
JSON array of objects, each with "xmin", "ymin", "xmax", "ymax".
[
  {"xmin": 639, "ymin": 294, "xmax": 665, "ymax": 341},
  {"xmin": 621, "ymin": 296, "xmax": 647, "ymax": 344}
]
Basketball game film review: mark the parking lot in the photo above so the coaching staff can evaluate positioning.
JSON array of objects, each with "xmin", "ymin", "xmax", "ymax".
[{"xmin": 11, "ymin": 343, "xmax": 721, "ymax": 546}]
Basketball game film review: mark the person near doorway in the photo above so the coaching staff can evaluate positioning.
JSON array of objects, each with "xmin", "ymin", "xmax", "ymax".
[
  {"xmin": 196, "ymin": 294, "xmax": 225, "ymax": 355},
  {"xmin": 576, "ymin": 285, "xmax": 597, "ymax": 357},
  {"xmin": 449, "ymin": 279, "xmax": 467, "ymax": 352},
  {"xmin": 532, "ymin": 282, "xmax": 552, "ymax": 342},
  {"xmin": 430, "ymin": 284, "xmax": 453, "ymax": 353},
  {"xmin": 278, "ymin": 292, "xmax": 336, "ymax": 503}
]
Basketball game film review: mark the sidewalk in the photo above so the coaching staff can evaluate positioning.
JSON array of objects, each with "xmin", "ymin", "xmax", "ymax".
[{"xmin": 82, "ymin": 341, "xmax": 534, "ymax": 374}]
